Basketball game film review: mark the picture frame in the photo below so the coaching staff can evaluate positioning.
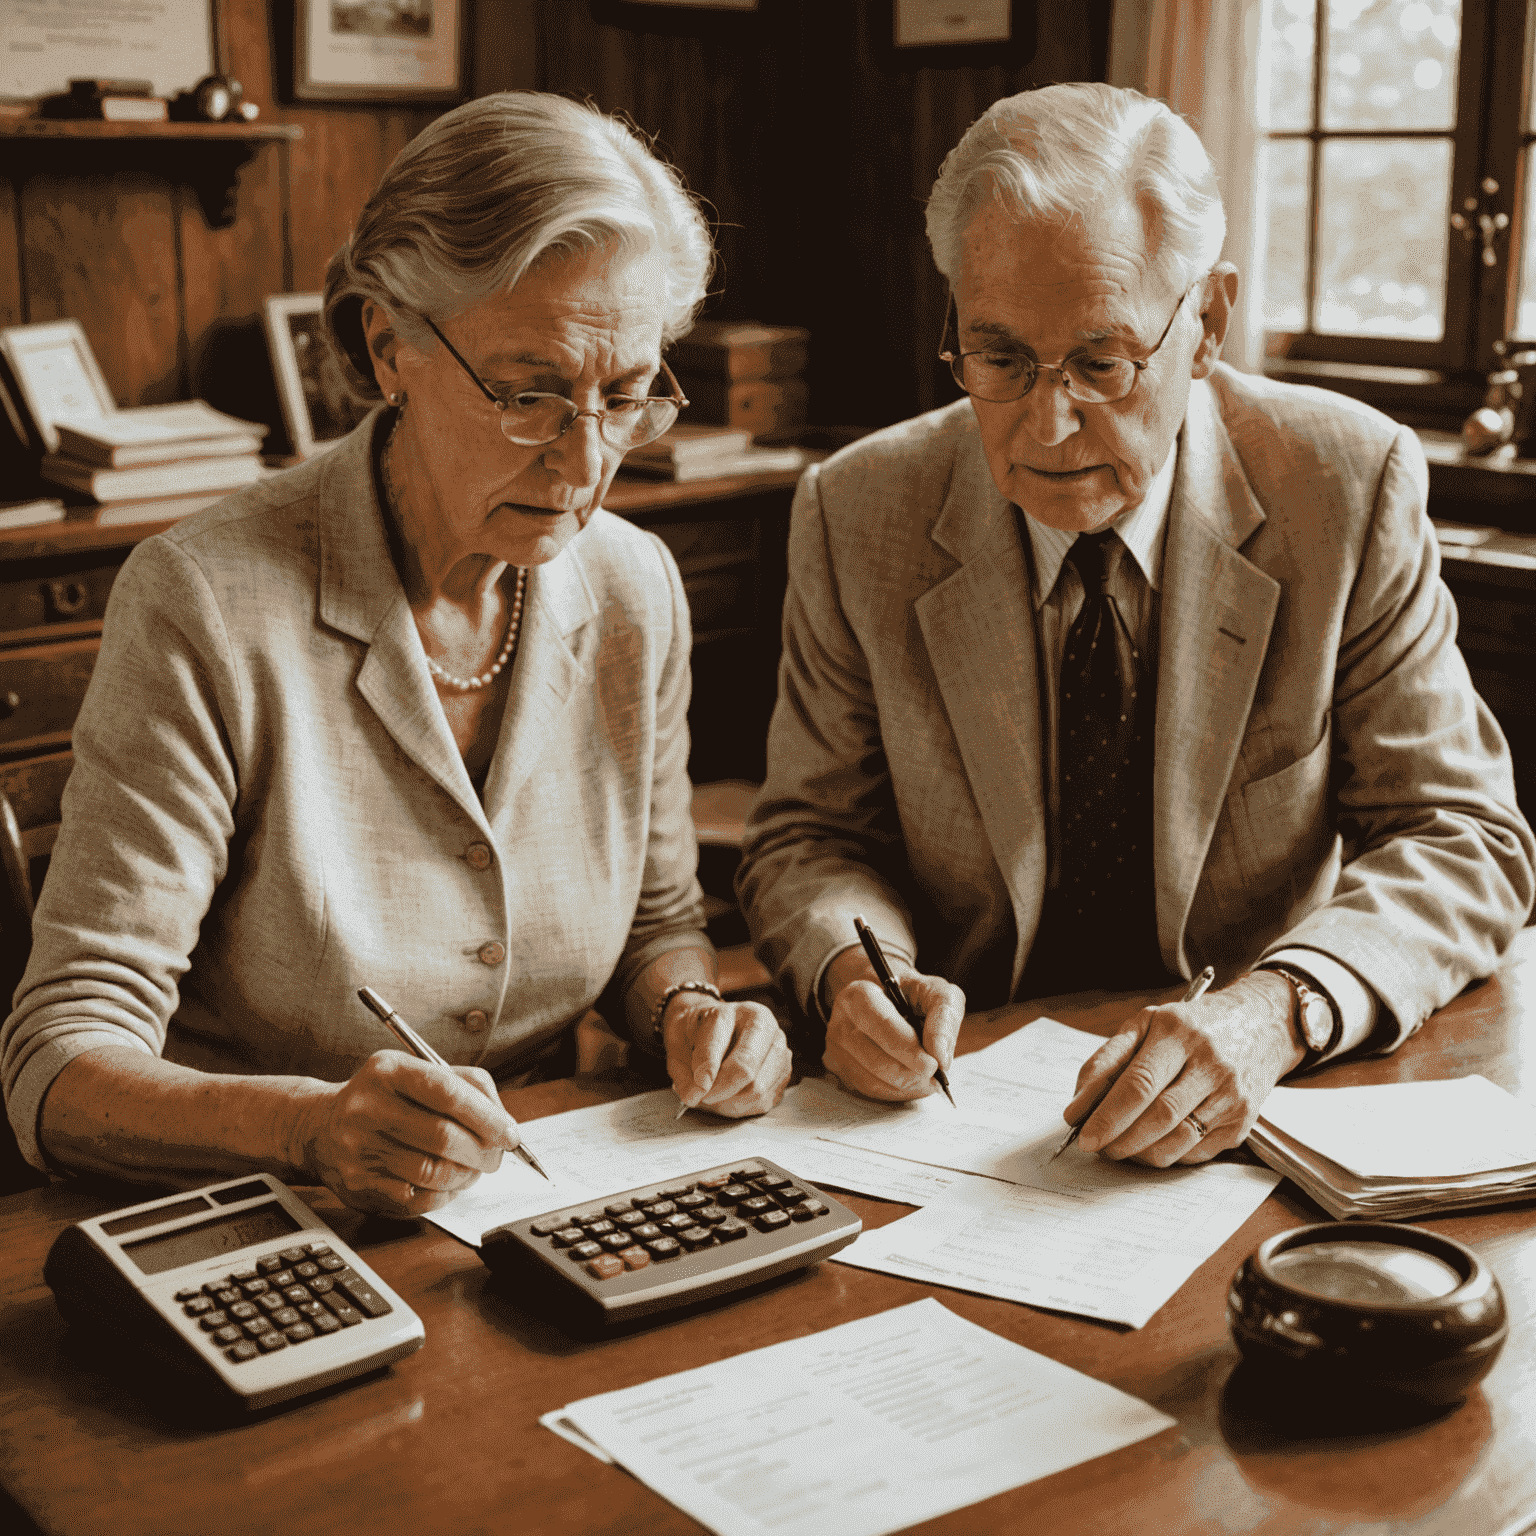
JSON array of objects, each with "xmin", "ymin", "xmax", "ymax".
[
  {"xmin": 876, "ymin": 0, "xmax": 1036, "ymax": 71},
  {"xmin": 289, "ymin": 0, "xmax": 469, "ymax": 104},
  {"xmin": 0, "ymin": 320, "xmax": 117, "ymax": 455},
  {"xmin": 263, "ymin": 294, "xmax": 370, "ymax": 459}
]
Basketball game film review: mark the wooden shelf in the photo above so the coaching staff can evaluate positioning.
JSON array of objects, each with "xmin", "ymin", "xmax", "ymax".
[
  {"xmin": 1419, "ymin": 429, "xmax": 1536, "ymax": 517},
  {"xmin": 0, "ymin": 120, "xmax": 300, "ymax": 142}
]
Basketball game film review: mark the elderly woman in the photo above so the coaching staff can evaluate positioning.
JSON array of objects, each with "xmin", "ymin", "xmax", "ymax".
[{"xmin": 2, "ymin": 92, "xmax": 791, "ymax": 1215}]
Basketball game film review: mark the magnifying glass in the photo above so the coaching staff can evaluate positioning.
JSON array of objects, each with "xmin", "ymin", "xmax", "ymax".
[{"xmin": 1228, "ymin": 1223, "xmax": 1507, "ymax": 1407}]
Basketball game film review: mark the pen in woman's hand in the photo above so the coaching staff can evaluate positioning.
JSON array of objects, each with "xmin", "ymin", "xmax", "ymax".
[
  {"xmin": 356, "ymin": 987, "xmax": 550, "ymax": 1180},
  {"xmin": 1048, "ymin": 965, "xmax": 1216, "ymax": 1162},
  {"xmin": 853, "ymin": 915, "xmax": 956, "ymax": 1108}
]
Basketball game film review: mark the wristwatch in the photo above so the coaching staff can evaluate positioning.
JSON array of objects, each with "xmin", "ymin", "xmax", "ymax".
[{"xmin": 1257, "ymin": 962, "xmax": 1342, "ymax": 1073}]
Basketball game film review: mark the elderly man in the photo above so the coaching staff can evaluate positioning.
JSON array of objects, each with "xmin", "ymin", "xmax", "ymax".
[{"xmin": 737, "ymin": 82, "xmax": 1534, "ymax": 1166}]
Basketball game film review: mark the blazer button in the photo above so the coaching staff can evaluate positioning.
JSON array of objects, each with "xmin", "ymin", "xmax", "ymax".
[
  {"xmin": 465, "ymin": 842, "xmax": 492, "ymax": 871},
  {"xmin": 464, "ymin": 1009, "xmax": 489, "ymax": 1033},
  {"xmin": 477, "ymin": 941, "xmax": 506, "ymax": 966}
]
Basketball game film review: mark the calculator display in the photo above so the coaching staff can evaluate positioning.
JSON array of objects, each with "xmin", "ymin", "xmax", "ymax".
[{"xmin": 122, "ymin": 1201, "xmax": 304, "ymax": 1275}]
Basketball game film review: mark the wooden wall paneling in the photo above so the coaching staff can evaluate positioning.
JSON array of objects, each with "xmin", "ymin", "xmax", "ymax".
[
  {"xmin": 0, "ymin": 176, "xmax": 21, "ymax": 329},
  {"xmin": 18, "ymin": 165, "xmax": 184, "ymax": 407}
]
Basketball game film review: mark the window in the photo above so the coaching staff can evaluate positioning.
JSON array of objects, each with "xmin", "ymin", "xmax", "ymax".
[{"xmin": 1261, "ymin": 0, "xmax": 1535, "ymax": 378}]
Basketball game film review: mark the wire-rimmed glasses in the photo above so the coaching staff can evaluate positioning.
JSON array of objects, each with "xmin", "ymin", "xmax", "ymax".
[
  {"xmin": 939, "ymin": 280, "xmax": 1202, "ymax": 406},
  {"xmin": 422, "ymin": 316, "xmax": 688, "ymax": 448}
]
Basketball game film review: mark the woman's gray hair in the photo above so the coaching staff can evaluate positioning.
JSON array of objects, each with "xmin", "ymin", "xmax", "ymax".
[
  {"xmin": 324, "ymin": 91, "xmax": 714, "ymax": 398},
  {"xmin": 925, "ymin": 83, "xmax": 1226, "ymax": 291}
]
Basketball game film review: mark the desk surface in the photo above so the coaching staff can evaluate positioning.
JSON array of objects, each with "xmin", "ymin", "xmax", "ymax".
[{"xmin": 4, "ymin": 931, "xmax": 1536, "ymax": 1536}]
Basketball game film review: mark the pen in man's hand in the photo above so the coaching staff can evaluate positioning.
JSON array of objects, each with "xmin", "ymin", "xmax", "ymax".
[
  {"xmin": 1048, "ymin": 964, "xmax": 1216, "ymax": 1162},
  {"xmin": 356, "ymin": 986, "xmax": 549, "ymax": 1180},
  {"xmin": 853, "ymin": 915, "xmax": 956, "ymax": 1108}
]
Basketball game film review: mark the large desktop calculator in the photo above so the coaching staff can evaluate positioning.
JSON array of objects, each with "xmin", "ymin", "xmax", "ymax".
[
  {"xmin": 480, "ymin": 1157, "xmax": 862, "ymax": 1330},
  {"xmin": 44, "ymin": 1173, "xmax": 424, "ymax": 1411}
]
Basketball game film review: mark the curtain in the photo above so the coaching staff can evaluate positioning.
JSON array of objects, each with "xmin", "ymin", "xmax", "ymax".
[{"xmin": 1110, "ymin": 0, "xmax": 1267, "ymax": 374}]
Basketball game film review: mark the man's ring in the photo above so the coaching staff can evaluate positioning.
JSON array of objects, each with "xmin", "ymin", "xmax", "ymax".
[
  {"xmin": 1186, "ymin": 1113, "xmax": 1209, "ymax": 1138},
  {"xmin": 407, "ymin": 1184, "xmax": 418, "ymax": 1199}
]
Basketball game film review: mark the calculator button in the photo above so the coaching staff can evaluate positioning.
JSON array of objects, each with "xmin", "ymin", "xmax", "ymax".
[
  {"xmin": 183, "ymin": 1297, "xmax": 214, "ymax": 1316},
  {"xmin": 334, "ymin": 1271, "xmax": 393, "ymax": 1318},
  {"xmin": 214, "ymin": 1288, "xmax": 242, "ymax": 1307},
  {"xmin": 202, "ymin": 1280, "xmax": 230, "ymax": 1298},
  {"xmin": 679, "ymin": 1227, "xmax": 714, "ymax": 1250},
  {"xmin": 529, "ymin": 1217, "xmax": 567, "ymax": 1237},
  {"xmin": 696, "ymin": 1205, "xmax": 728, "ymax": 1225},
  {"xmin": 198, "ymin": 1312, "xmax": 229, "ymax": 1331},
  {"xmin": 617, "ymin": 1211, "xmax": 650, "ymax": 1229},
  {"xmin": 645, "ymin": 1237, "xmax": 682, "ymax": 1259},
  {"xmin": 241, "ymin": 1278, "xmax": 270, "ymax": 1297},
  {"xmin": 317, "ymin": 1255, "xmax": 345, "ymax": 1273},
  {"xmin": 618, "ymin": 1246, "xmax": 651, "ymax": 1271},
  {"xmin": 739, "ymin": 1196, "xmax": 774, "ymax": 1215},
  {"xmin": 231, "ymin": 1267, "xmax": 258, "ymax": 1283},
  {"xmin": 309, "ymin": 1276, "xmax": 336, "ymax": 1295},
  {"xmin": 257, "ymin": 1255, "xmax": 284, "ymax": 1275},
  {"xmin": 584, "ymin": 1254, "xmax": 626, "ymax": 1280},
  {"xmin": 284, "ymin": 1285, "xmax": 312, "ymax": 1304},
  {"xmin": 719, "ymin": 1185, "xmax": 752, "ymax": 1204},
  {"xmin": 306, "ymin": 1243, "xmax": 333, "ymax": 1258},
  {"xmin": 227, "ymin": 1341, "xmax": 259, "ymax": 1363},
  {"xmin": 313, "ymin": 1312, "xmax": 342, "ymax": 1335},
  {"xmin": 271, "ymin": 1307, "xmax": 302, "ymax": 1328},
  {"xmin": 778, "ymin": 1187, "xmax": 807, "ymax": 1204},
  {"xmin": 243, "ymin": 1317, "xmax": 274, "ymax": 1337},
  {"xmin": 660, "ymin": 1213, "xmax": 693, "ymax": 1232},
  {"xmin": 642, "ymin": 1200, "xmax": 677, "ymax": 1218},
  {"xmin": 229, "ymin": 1302, "xmax": 258, "ymax": 1321},
  {"xmin": 550, "ymin": 1228, "xmax": 586, "ymax": 1248},
  {"xmin": 213, "ymin": 1325, "xmax": 243, "ymax": 1346},
  {"xmin": 792, "ymin": 1202, "xmax": 828, "ymax": 1221},
  {"xmin": 754, "ymin": 1210, "xmax": 793, "ymax": 1233},
  {"xmin": 174, "ymin": 1286, "xmax": 202, "ymax": 1302},
  {"xmin": 716, "ymin": 1219, "xmax": 749, "ymax": 1242},
  {"xmin": 258, "ymin": 1293, "xmax": 285, "ymax": 1314},
  {"xmin": 284, "ymin": 1322, "xmax": 316, "ymax": 1343},
  {"xmin": 631, "ymin": 1223, "xmax": 662, "ymax": 1241},
  {"xmin": 280, "ymin": 1247, "xmax": 308, "ymax": 1266},
  {"xmin": 730, "ymin": 1169, "xmax": 763, "ymax": 1182},
  {"xmin": 605, "ymin": 1201, "xmax": 635, "ymax": 1217},
  {"xmin": 658, "ymin": 1185, "xmax": 693, "ymax": 1200},
  {"xmin": 599, "ymin": 1232, "xmax": 631, "ymax": 1252},
  {"xmin": 572, "ymin": 1213, "xmax": 603, "ymax": 1228},
  {"xmin": 583, "ymin": 1220, "xmax": 616, "ymax": 1238},
  {"xmin": 696, "ymin": 1174, "xmax": 730, "ymax": 1191},
  {"xmin": 327, "ymin": 1304, "xmax": 364, "ymax": 1327},
  {"xmin": 292, "ymin": 1261, "xmax": 320, "ymax": 1281},
  {"xmin": 758, "ymin": 1174, "xmax": 791, "ymax": 1191},
  {"xmin": 257, "ymin": 1332, "xmax": 288, "ymax": 1353},
  {"xmin": 676, "ymin": 1192, "xmax": 709, "ymax": 1211},
  {"xmin": 569, "ymin": 1241, "xmax": 603, "ymax": 1262},
  {"xmin": 296, "ymin": 1300, "xmax": 326, "ymax": 1317},
  {"xmin": 270, "ymin": 1270, "xmax": 296, "ymax": 1289}
]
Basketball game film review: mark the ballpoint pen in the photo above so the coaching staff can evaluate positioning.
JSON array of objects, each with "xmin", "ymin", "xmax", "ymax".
[
  {"xmin": 1049, "ymin": 964, "xmax": 1216, "ymax": 1162},
  {"xmin": 357, "ymin": 986, "xmax": 550, "ymax": 1180},
  {"xmin": 853, "ymin": 915, "xmax": 956, "ymax": 1108}
]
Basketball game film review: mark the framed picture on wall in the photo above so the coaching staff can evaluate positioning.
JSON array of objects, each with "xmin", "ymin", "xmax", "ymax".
[
  {"xmin": 0, "ymin": 320, "xmax": 117, "ymax": 455},
  {"xmin": 290, "ymin": 0, "xmax": 469, "ymax": 103},
  {"xmin": 263, "ymin": 295, "xmax": 370, "ymax": 459}
]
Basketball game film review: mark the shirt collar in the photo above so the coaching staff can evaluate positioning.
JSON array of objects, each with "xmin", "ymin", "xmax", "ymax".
[{"xmin": 1021, "ymin": 438, "xmax": 1178, "ymax": 609}]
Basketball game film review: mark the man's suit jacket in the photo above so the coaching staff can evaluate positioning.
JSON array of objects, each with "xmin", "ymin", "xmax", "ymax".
[
  {"xmin": 737, "ymin": 363, "xmax": 1535, "ymax": 1043},
  {"xmin": 3, "ymin": 412, "xmax": 704, "ymax": 1169}
]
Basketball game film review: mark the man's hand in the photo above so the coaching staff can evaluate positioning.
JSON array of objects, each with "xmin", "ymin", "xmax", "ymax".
[
  {"xmin": 293, "ymin": 1050, "xmax": 522, "ymax": 1215},
  {"xmin": 666, "ymin": 997, "xmax": 792, "ymax": 1117},
  {"xmin": 1063, "ymin": 971, "xmax": 1304, "ymax": 1165},
  {"xmin": 822, "ymin": 948, "xmax": 966, "ymax": 1102}
]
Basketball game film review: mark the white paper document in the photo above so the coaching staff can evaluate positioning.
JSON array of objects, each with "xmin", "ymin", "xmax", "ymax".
[{"xmin": 550, "ymin": 1298, "xmax": 1174, "ymax": 1536}]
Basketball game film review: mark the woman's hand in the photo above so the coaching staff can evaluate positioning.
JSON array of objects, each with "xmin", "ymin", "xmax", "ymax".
[
  {"xmin": 293, "ymin": 1050, "xmax": 523, "ymax": 1216},
  {"xmin": 664, "ymin": 997, "xmax": 792, "ymax": 1118}
]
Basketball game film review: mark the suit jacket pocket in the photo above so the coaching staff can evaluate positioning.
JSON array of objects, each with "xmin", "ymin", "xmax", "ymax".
[{"xmin": 1233, "ymin": 720, "xmax": 1335, "ymax": 897}]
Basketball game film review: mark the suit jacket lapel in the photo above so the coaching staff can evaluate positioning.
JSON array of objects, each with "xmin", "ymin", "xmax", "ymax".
[
  {"xmin": 1155, "ymin": 379, "xmax": 1278, "ymax": 969},
  {"xmin": 915, "ymin": 434, "xmax": 1047, "ymax": 993}
]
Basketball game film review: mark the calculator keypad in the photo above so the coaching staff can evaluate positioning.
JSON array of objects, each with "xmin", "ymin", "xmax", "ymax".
[
  {"xmin": 529, "ymin": 1166, "xmax": 832, "ymax": 1282},
  {"xmin": 177, "ymin": 1240, "xmax": 392, "ymax": 1365}
]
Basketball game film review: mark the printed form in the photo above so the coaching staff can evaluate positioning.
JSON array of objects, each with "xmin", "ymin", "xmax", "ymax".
[{"xmin": 549, "ymin": 1298, "xmax": 1174, "ymax": 1536}]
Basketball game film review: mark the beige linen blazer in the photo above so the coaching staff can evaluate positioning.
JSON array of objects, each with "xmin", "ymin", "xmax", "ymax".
[
  {"xmin": 738, "ymin": 364, "xmax": 1535, "ymax": 1040},
  {"xmin": 4, "ymin": 413, "xmax": 705, "ymax": 1168}
]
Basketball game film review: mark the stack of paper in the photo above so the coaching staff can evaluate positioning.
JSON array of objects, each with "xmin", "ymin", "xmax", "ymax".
[
  {"xmin": 541, "ymin": 1298, "xmax": 1174, "ymax": 1536},
  {"xmin": 1249, "ymin": 1075, "xmax": 1536, "ymax": 1219}
]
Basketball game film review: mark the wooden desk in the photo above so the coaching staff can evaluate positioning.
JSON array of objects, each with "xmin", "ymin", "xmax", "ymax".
[{"xmin": 4, "ymin": 931, "xmax": 1535, "ymax": 1536}]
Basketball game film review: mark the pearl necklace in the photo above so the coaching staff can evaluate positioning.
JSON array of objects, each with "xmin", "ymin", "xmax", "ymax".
[
  {"xmin": 423, "ymin": 565, "xmax": 527, "ymax": 690},
  {"xmin": 381, "ymin": 400, "xmax": 528, "ymax": 693}
]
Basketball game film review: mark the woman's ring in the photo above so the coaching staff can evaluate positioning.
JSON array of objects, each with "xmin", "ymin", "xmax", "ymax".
[{"xmin": 1186, "ymin": 1113, "xmax": 1210, "ymax": 1138}]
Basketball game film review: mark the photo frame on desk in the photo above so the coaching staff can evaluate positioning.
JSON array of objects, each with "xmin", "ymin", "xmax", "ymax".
[
  {"xmin": 263, "ymin": 294, "xmax": 370, "ymax": 459},
  {"xmin": 0, "ymin": 320, "xmax": 117, "ymax": 456},
  {"xmin": 287, "ymin": 0, "xmax": 470, "ymax": 103}
]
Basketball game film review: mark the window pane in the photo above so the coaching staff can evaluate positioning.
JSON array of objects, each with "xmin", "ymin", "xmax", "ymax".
[
  {"xmin": 1323, "ymin": 0, "xmax": 1460, "ymax": 131},
  {"xmin": 1316, "ymin": 138, "xmax": 1451, "ymax": 337},
  {"xmin": 1264, "ymin": 0, "xmax": 1316, "ymax": 129},
  {"xmin": 1518, "ymin": 148, "xmax": 1536, "ymax": 339},
  {"xmin": 1261, "ymin": 139, "xmax": 1311, "ymax": 330}
]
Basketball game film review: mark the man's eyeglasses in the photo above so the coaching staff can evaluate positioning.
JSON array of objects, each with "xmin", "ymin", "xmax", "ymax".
[
  {"xmin": 939, "ymin": 279, "xmax": 1203, "ymax": 406},
  {"xmin": 422, "ymin": 316, "xmax": 689, "ymax": 449}
]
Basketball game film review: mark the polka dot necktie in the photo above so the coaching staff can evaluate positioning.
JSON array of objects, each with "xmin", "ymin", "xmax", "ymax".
[{"xmin": 1025, "ymin": 529, "xmax": 1164, "ymax": 994}]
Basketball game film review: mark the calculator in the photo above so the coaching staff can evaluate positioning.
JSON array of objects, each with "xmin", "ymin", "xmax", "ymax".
[
  {"xmin": 43, "ymin": 1173, "xmax": 425, "ymax": 1412},
  {"xmin": 479, "ymin": 1157, "xmax": 862, "ymax": 1330}
]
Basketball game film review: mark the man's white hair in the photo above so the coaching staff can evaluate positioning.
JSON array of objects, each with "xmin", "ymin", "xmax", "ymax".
[{"xmin": 925, "ymin": 82, "xmax": 1226, "ymax": 290}]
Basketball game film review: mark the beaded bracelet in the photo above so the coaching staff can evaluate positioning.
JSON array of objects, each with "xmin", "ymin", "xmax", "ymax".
[{"xmin": 647, "ymin": 980, "xmax": 724, "ymax": 1053}]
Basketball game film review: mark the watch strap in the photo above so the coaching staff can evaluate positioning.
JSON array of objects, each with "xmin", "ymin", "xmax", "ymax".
[{"xmin": 1257, "ymin": 961, "xmax": 1343, "ymax": 1073}]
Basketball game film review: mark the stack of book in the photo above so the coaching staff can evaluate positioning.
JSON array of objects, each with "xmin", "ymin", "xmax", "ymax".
[
  {"xmin": 0, "ymin": 495, "xmax": 65, "ymax": 531},
  {"xmin": 670, "ymin": 320, "xmax": 811, "ymax": 439},
  {"xmin": 40, "ymin": 401, "xmax": 268, "ymax": 526},
  {"xmin": 1250, "ymin": 1076, "xmax": 1536, "ymax": 1220},
  {"xmin": 622, "ymin": 422, "xmax": 807, "ymax": 483}
]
